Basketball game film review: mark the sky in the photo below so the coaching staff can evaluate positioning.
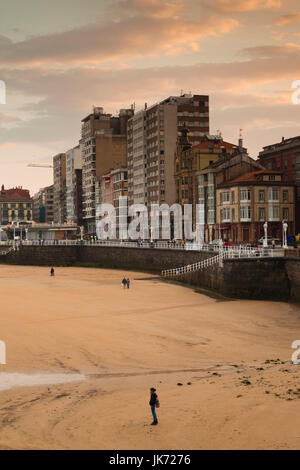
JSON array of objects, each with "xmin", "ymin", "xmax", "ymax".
[{"xmin": 0, "ymin": 0, "xmax": 300, "ymax": 195}]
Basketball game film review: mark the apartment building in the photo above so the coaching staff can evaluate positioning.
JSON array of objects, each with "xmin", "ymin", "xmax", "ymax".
[
  {"xmin": 258, "ymin": 136, "xmax": 300, "ymax": 232},
  {"xmin": 175, "ymin": 132, "xmax": 239, "ymax": 214},
  {"xmin": 53, "ymin": 153, "xmax": 66, "ymax": 224},
  {"xmin": 111, "ymin": 167, "xmax": 128, "ymax": 238},
  {"xmin": 0, "ymin": 185, "xmax": 33, "ymax": 225},
  {"xmin": 66, "ymin": 145, "xmax": 82, "ymax": 224},
  {"xmin": 197, "ymin": 148, "xmax": 264, "ymax": 243},
  {"xmin": 33, "ymin": 185, "xmax": 54, "ymax": 223},
  {"xmin": 127, "ymin": 93, "xmax": 209, "ymax": 208},
  {"xmin": 74, "ymin": 169, "xmax": 83, "ymax": 227},
  {"xmin": 81, "ymin": 106, "xmax": 133, "ymax": 233},
  {"xmin": 216, "ymin": 170, "xmax": 295, "ymax": 243}
]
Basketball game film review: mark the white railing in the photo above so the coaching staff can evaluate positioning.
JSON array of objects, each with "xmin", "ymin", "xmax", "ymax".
[
  {"xmin": 162, "ymin": 254, "xmax": 222, "ymax": 277},
  {"xmin": 2, "ymin": 239, "xmax": 285, "ymax": 252},
  {"xmin": 0, "ymin": 239, "xmax": 286, "ymax": 260},
  {"xmin": 161, "ymin": 246, "xmax": 285, "ymax": 277}
]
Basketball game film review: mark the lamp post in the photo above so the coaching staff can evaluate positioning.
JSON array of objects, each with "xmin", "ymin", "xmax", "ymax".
[
  {"xmin": 263, "ymin": 221, "xmax": 268, "ymax": 247},
  {"xmin": 25, "ymin": 228, "xmax": 28, "ymax": 242},
  {"xmin": 282, "ymin": 221, "xmax": 288, "ymax": 249}
]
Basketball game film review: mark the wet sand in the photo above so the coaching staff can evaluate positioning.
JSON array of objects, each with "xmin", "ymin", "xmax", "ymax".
[{"xmin": 0, "ymin": 265, "xmax": 299, "ymax": 449}]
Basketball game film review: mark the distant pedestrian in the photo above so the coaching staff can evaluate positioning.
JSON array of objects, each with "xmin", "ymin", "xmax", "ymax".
[
  {"xmin": 122, "ymin": 277, "xmax": 127, "ymax": 289},
  {"xmin": 126, "ymin": 278, "xmax": 130, "ymax": 289},
  {"xmin": 149, "ymin": 387, "xmax": 159, "ymax": 425},
  {"xmin": 272, "ymin": 239, "xmax": 275, "ymax": 249},
  {"xmin": 50, "ymin": 267, "xmax": 55, "ymax": 277}
]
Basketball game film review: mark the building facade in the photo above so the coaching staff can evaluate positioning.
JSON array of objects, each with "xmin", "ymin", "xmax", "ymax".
[
  {"xmin": 0, "ymin": 185, "xmax": 33, "ymax": 225},
  {"xmin": 33, "ymin": 185, "xmax": 54, "ymax": 223},
  {"xmin": 53, "ymin": 153, "xmax": 66, "ymax": 224},
  {"xmin": 197, "ymin": 149, "xmax": 264, "ymax": 243},
  {"xmin": 66, "ymin": 145, "xmax": 82, "ymax": 224},
  {"xmin": 258, "ymin": 136, "xmax": 300, "ymax": 233},
  {"xmin": 175, "ymin": 133, "xmax": 239, "ymax": 215},
  {"xmin": 81, "ymin": 106, "xmax": 133, "ymax": 233},
  {"xmin": 127, "ymin": 93, "xmax": 209, "ymax": 208},
  {"xmin": 216, "ymin": 170, "xmax": 295, "ymax": 243}
]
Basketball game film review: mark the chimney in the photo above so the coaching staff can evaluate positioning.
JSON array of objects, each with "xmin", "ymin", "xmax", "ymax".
[
  {"xmin": 282, "ymin": 136, "xmax": 285, "ymax": 143},
  {"xmin": 238, "ymin": 128, "xmax": 243, "ymax": 151}
]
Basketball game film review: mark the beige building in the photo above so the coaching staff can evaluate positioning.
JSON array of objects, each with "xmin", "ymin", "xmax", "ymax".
[
  {"xmin": 216, "ymin": 170, "xmax": 295, "ymax": 243},
  {"xmin": 127, "ymin": 93, "xmax": 209, "ymax": 207}
]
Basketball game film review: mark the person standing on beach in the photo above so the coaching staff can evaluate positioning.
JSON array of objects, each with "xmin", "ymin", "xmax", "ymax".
[
  {"xmin": 50, "ymin": 267, "xmax": 55, "ymax": 277},
  {"xmin": 149, "ymin": 387, "xmax": 159, "ymax": 425},
  {"xmin": 122, "ymin": 277, "xmax": 127, "ymax": 289},
  {"xmin": 127, "ymin": 278, "xmax": 130, "ymax": 289}
]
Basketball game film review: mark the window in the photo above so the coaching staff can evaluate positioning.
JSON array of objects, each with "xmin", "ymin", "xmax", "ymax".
[
  {"xmin": 269, "ymin": 175, "xmax": 276, "ymax": 181},
  {"xmin": 259, "ymin": 190, "xmax": 265, "ymax": 202},
  {"xmin": 259, "ymin": 208, "xmax": 265, "ymax": 221},
  {"xmin": 268, "ymin": 205, "xmax": 279, "ymax": 221},
  {"xmin": 282, "ymin": 190, "xmax": 288, "ymax": 203},
  {"xmin": 221, "ymin": 208, "xmax": 230, "ymax": 222},
  {"xmin": 240, "ymin": 206, "xmax": 251, "ymax": 221},
  {"xmin": 221, "ymin": 191, "xmax": 230, "ymax": 204},
  {"xmin": 232, "ymin": 208, "xmax": 235, "ymax": 221},
  {"xmin": 231, "ymin": 191, "xmax": 235, "ymax": 203},
  {"xmin": 283, "ymin": 208, "xmax": 289, "ymax": 221},
  {"xmin": 240, "ymin": 189, "xmax": 251, "ymax": 202},
  {"xmin": 268, "ymin": 188, "xmax": 279, "ymax": 201}
]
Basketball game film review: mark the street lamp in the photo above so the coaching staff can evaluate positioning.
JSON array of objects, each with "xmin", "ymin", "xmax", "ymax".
[
  {"xmin": 282, "ymin": 220, "xmax": 288, "ymax": 249},
  {"xmin": 263, "ymin": 221, "xmax": 268, "ymax": 247}
]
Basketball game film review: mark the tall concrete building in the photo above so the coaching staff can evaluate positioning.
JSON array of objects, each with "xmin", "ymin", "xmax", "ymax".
[
  {"xmin": 81, "ymin": 106, "xmax": 133, "ymax": 233},
  {"xmin": 66, "ymin": 145, "xmax": 82, "ymax": 224},
  {"xmin": 127, "ymin": 93, "xmax": 209, "ymax": 207},
  {"xmin": 53, "ymin": 153, "xmax": 66, "ymax": 224},
  {"xmin": 33, "ymin": 185, "xmax": 54, "ymax": 223}
]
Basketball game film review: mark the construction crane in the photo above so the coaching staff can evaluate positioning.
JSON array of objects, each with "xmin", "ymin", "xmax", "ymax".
[{"xmin": 27, "ymin": 163, "xmax": 53, "ymax": 168}]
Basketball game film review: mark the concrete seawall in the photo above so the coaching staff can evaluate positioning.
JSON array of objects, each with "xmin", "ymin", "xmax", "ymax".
[{"xmin": 0, "ymin": 245, "xmax": 299, "ymax": 302}]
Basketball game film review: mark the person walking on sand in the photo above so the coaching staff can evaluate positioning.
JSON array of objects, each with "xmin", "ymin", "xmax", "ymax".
[
  {"xmin": 50, "ymin": 267, "xmax": 55, "ymax": 277},
  {"xmin": 126, "ymin": 278, "xmax": 130, "ymax": 289},
  {"xmin": 122, "ymin": 277, "xmax": 127, "ymax": 289},
  {"xmin": 149, "ymin": 387, "xmax": 159, "ymax": 425}
]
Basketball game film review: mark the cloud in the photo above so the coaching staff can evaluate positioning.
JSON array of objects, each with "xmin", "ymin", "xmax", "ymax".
[
  {"xmin": 113, "ymin": 0, "xmax": 184, "ymax": 18},
  {"xmin": 0, "ymin": 42, "xmax": 299, "ymax": 145},
  {"xmin": 0, "ymin": 12, "xmax": 239, "ymax": 67},
  {"xmin": 275, "ymin": 12, "xmax": 300, "ymax": 26},
  {"xmin": 203, "ymin": 0, "xmax": 282, "ymax": 12}
]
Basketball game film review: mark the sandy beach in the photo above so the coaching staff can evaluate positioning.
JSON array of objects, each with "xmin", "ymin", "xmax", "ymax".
[{"xmin": 0, "ymin": 265, "xmax": 299, "ymax": 450}]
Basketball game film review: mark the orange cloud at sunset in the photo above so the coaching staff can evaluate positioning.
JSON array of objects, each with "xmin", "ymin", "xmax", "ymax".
[
  {"xmin": 0, "ymin": 15, "xmax": 239, "ymax": 67},
  {"xmin": 203, "ymin": 0, "xmax": 282, "ymax": 12}
]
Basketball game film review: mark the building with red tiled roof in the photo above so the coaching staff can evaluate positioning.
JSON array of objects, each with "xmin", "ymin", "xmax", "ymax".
[
  {"xmin": 216, "ymin": 170, "xmax": 295, "ymax": 243},
  {"xmin": 258, "ymin": 136, "xmax": 300, "ymax": 233},
  {"xmin": 0, "ymin": 185, "xmax": 33, "ymax": 225}
]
